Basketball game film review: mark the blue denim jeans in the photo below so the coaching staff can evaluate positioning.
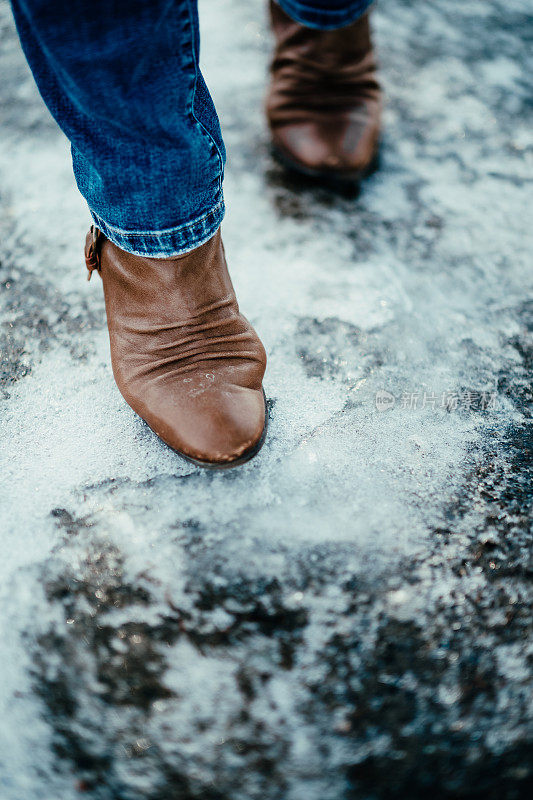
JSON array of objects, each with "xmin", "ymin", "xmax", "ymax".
[
  {"xmin": 278, "ymin": 0, "xmax": 372, "ymax": 29},
  {"xmin": 11, "ymin": 0, "xmax": 372, "ymax": 256}
]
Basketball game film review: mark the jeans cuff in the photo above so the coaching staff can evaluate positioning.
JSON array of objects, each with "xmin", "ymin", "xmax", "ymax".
[
  {"xmin": 90, "ymin": 197, "xmax": 225, "ymax": 258},
  {"xmin": 276, "ymin": 0, "xmax": 373, "ymax": 29}
]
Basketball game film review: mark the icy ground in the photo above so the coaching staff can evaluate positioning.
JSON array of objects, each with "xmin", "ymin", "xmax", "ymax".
[{"xmin": 0, "ymin": 0, "xmax": 532, "ymax": 798}]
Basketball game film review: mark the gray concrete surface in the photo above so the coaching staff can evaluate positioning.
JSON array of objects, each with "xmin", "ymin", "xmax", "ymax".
[{"xmin": 0, "ymin": 0, "xmax": 532, "ymax": 798}]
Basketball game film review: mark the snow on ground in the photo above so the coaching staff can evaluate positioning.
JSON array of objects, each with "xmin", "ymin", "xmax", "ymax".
[{"xmin": 0, "ymin": 1, "xmax": 532, "ymax": 798}]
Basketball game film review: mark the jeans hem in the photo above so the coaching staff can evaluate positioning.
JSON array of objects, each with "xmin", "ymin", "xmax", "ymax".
[
  {"xmin": 276, "ymin": 0, "xmax": 373, "ymax": 29},
  {"xmin": 90, "ymin": 199, "xmax": 225, "ymax": 258}
]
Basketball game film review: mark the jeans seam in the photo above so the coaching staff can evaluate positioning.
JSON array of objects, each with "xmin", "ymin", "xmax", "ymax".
[{"xmin": 185, "ymin": 0, "xmax": 224, "ymax": 194}]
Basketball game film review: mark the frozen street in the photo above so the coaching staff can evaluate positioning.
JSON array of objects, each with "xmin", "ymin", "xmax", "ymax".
[{"xmin": 0, "ymin": 0, "xmax": 532, "ymax": 797}]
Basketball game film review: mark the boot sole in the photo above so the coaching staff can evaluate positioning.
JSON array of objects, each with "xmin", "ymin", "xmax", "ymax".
[
  {"xmin": 147, "ymin": 387, "xmax": 269, "ymax": 471},
  {"xmin": 272, "ymin": 144, "xmax": 380, "ymax": 195}
]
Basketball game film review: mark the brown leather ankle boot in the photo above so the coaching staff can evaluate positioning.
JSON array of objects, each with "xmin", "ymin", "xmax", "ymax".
[
  {"xmin": 85, "ymin": 227, "xmax": 268, "ymax": 468},
  {"xmin": 266, "ymin": 1, "xmax": 381, "ymax": 189}
]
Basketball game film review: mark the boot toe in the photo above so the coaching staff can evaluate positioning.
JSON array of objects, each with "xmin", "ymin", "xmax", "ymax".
[
  {"xmin": 179, "ymin": 385, "xmax": 267, "ymax": 465},
  {"xmin": 272, "ymin": 110, "xmax": 379, "ymax": 177},
  {"xmin": 138, "ymin": 380, "xmax": 267, "ymax": 466}
]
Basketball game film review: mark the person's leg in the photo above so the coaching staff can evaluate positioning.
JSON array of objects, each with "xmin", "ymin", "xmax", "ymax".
[
  {"xmin": 267, "ymin": 0, "xmax": 381, "ymax": 189},
  {"xmin": 10, "ymin": 0, "xmax": 267, "ymax": 466},
  {"xmin": 10, "ymin": 0, "xmax": 225, "ymax": 256}
]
